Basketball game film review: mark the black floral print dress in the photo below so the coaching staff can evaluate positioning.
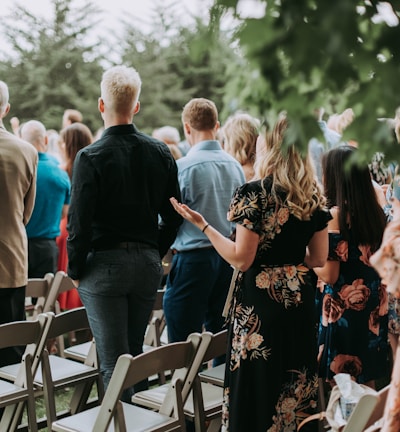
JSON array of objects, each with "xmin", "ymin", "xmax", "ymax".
[
  {"xmin": 222, "ymin": 178, "xmax": 331, "ymax": 432},
  {"xmin": 316, "ymin": 229, "xmax": 389, "ymax": 384}
]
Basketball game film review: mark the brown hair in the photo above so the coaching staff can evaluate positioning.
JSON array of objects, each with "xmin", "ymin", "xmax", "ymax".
[
  {"xmin": 181, "ymin": 98, "xmax": 218, "ymax": 131},
  {"xmin": 60, "ymin": 123, "xmax": 93, "ymax": 178}
]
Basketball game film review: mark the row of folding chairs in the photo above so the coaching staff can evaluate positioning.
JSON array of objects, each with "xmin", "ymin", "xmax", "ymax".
[
  {"xmin": 0, "ymin": 305, "xmax": 227, "ymax": 431},
  {"xmin": 52, "ymin": 329, "xmax": 227, "ymax": 432}
]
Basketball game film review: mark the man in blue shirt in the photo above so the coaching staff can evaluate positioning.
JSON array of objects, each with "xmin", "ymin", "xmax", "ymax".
[
  {"xmin": 163, "ymin": 98, "xmax": 246, "ymax": 346},
  {"xmin": 21, "ymin": 120, "xmax": 70, "ymax": 278}
]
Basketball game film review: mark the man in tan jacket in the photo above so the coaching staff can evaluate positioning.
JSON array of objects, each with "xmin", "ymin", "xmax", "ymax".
[{"xmin": 0, "ymin": 80, "xmax": 37, "ymax": 366}]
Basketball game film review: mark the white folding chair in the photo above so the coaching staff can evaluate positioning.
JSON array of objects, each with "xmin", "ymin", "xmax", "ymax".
[
  {"xmin": 25, "ymin": 272, "xmax": 55, "ymax": 320},
  {"xmin": 51, "ymin": 333, "xmax": 206, "ymax": 432},
  {"xmin": 0, "ymin": 307, "xmax": 102, "ymax": 430},
  {"xmin": 131, "ymin": 331, "xmax": 223, "ymax": 432},
  {"xmin": 0, "ymin": 313, "xmax": 52, "ymax": 432}
]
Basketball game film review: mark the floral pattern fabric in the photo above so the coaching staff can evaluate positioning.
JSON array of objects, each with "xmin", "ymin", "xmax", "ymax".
[
  {"xmin": 316, "ymin": 231, "xmax": 389, "ymax": 384},
  {"xmin": 222, "ymin": 178, "xmax": 331, "ymax": 432}
]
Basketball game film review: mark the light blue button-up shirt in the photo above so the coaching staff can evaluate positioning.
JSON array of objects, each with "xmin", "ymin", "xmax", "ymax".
[{"xmin": 171, "ymin": 140, "xmax": 245, "ymax": 251}]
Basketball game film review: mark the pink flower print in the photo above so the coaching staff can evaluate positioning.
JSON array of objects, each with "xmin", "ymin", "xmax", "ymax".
[
  {"xmin": 335, "ymin": 240, "xmax": 348, "ymax": 261},
  {"xmin": 359, "ymin": 244, "xmax": 372, "ymax": 266},
  {"xmin": 255, "ymin": 270, "xmax": 271, "ymax": 289},
  {"xmin": 277, "ymin": 207, "xmax": 290, "ymax": 225},
  {"xmin": 339, "ymin": 279, "xmax": 370, "ymax": 311},
  {"xmin": 322, "ymin": 295, "xmax": 345, "ymax": 326},
  {"xmin": 246, "ymin": 333, "xmax": 264, "ymax": 350}
]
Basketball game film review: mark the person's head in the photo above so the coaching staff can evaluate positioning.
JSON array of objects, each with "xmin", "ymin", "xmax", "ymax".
[
  {"xmin": 222, "ymin": 112, "xmax": 260, "ymax": 167},
  {"xmin": 181, "ymin": 98, "xmax": 219, "ymax": 144},
  {"xmin": 20, "ymin": 120, "xmax": 47, "ymax": 152},
  {"xmin": 322, "ymin": 145, "xmax": 386, "ymax": 247},
  {"xmin": 254, "ymin": 113, "xmax": 326, "ymax": 220},
  {"xmin": 0, "ymin": 80, "xmax": 10, "ymax": 120},
  {"xmin": 99, "ymin": 65, "xmax": 141, "ymax": 122},
  {"xmin": 59, "ymin": 122, "xmax": 93, "ymax": 178},
  {"xmin": 152, "ymin": 126, "xmax": 182, "ymax": 160},
  {"xmin": 152, "ymin": 126, "xmax": 181, "ymax": 145},
  {"xmin": 62, "ymin": 109, "xmax": 83, "ymax": 129}
]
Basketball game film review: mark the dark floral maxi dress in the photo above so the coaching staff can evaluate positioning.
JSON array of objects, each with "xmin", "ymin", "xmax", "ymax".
[
  {"xmin": 316, "ymin": 229, "xmax": 389, "ymax": 385},
  {"xmin": 222, "ymin": 178, "xmax": 331, "ymax": 432}
]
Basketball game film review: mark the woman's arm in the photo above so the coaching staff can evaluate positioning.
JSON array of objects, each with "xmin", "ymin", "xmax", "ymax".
[
  {"xmin": 170, "ymin": 198, "xmax": 259, "ymax": 271},
  {"xmin": 313, "ymin": 208, "xmax": 340, "ymax": 285},
  {"xmin": 304, "ymin": 227, "xmax": 329, "ymax": 268}
]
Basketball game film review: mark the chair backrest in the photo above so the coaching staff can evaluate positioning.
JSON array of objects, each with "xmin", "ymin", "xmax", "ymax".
[
  {"xmin": 42, "ymin": 270, "xmax": 75, "ymax": 314},
  {"xmin": 160, "ymin": 331, "xmax": 212, "ymax": 416},
  {"xmin": 0, "ymin": 313, "xmax": 53, "ymax": 385},
  {"xmin": 0, "ymin": 313, "xmax": 53, "ymax": 431},
  {"xmin": 46, "ymin": 307, "xmax": 89, "ymax": 339},
  {"xmin": 143, "ymin": 289, "xmax": 166, "ymax": 348},
  {"xmin": 25, "ymin": 273, "xmax": 55, "ymax": 318},
  {"xmin": 202, "ymin": 330, "xmax": 228, "ymax": 363},
  {"xmin": 93, "ymin": 333, "xmax": 206, "ymax": 431}
]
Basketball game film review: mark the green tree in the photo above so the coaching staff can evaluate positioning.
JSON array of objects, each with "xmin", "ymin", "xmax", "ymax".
[
  {"xmin": 216, "ymin": 0, "xmax": 400, "ymax": 163},
  {"xmin": 0, "ymin": 0, "xmax": 105, "ymax": 132},
  {"xmin": 119, "ymin": 2, "xmax": 239, "ymax": 135}
]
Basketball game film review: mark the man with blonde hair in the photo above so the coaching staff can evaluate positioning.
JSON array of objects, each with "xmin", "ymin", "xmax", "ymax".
[
  {"xmin": 0, "ymin": 80, "xmax": 37, "ymax": 366},
  {"xmin": 163, "ymin": 98, "xmax": 245, "ymax": 351},
  {"xmin": 67, "ymin": 65, "xmax": 182, "ymax": 400}
]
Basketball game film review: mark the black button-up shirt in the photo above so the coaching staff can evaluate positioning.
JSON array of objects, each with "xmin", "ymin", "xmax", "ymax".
[{"xmin": 66, "ymin": 123, "xmax": 183, "ymax": 279}]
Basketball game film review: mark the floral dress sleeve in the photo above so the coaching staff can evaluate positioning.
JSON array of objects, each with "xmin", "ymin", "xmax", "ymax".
[{"xmin": 227, "ymin": 182, "xmax": 263, "ymax": 235}]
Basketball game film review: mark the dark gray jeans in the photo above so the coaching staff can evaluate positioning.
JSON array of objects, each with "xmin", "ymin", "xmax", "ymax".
[{"xmin": 78, "ymin": 243, "xmax": 162, "ymax": 402}]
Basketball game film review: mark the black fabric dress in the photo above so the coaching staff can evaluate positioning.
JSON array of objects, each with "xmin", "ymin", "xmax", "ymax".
[{"xmin": 222, "ymin": 178, "xmax": 331, "ymax": 432}]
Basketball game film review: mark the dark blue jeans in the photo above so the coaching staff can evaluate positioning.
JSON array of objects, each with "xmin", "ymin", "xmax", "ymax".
[
  {"xmin": 164, "ymin": 248, "xmax": 232, "ymax": 358},
  {"xmin": 78, "ymin": 243, "xmax": 163, "ymax": 402}
]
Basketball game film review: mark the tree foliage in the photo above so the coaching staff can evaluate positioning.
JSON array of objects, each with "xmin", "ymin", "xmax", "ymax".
[
  {"xmin": 0, "ymin": 0, "xmax": 104, "ymax": 132},
  {"xmin": 216, "ymin": 0, "xmax": 400, "ymax": 163},
  {"xmin": 119, "ymin": 2, "xmax": 237, "ymax": 136}
]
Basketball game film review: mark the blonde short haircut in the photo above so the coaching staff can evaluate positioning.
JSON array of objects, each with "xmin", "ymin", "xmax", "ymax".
[
  {"xmin": 0, "ymin": 80, "xmax": 9, "ymax": 115},
  {"xmin": 222, "ymin": 112, "xmax": 260, "ymax": 165},
  {"xmin": 254, "ymin": 114, "xmax": 326, "ymax": 220},
  {"xmin": 181, "ymin": 98, "xmax": 218, "ymax": 131},
  {"xmin": 100, "ymin": 65, "xmax": 142, "ymax": 115}
]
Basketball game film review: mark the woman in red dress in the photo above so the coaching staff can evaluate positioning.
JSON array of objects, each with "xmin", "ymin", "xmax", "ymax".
[{"xmin": 56, "ymin": 122, "xmax": 93, "ymax": 309}]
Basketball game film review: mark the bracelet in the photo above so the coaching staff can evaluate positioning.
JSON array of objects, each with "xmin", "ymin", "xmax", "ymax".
[{"xmin": 202, "ymin": 223, "xmax": 210, "ymax": 233}]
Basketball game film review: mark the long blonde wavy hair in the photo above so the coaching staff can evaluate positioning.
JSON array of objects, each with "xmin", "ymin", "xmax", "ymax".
[{"xmin": 253, "ymin": 114, "xmax": 326, "ymax": 220}]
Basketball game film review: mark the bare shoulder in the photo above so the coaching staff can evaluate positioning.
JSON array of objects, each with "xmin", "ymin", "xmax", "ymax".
[{"xmin": 328, "ymin": 206, "xmax": 340, "ymax": 232}]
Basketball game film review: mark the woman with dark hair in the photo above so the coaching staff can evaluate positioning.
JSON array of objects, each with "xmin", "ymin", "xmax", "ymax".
[
  {"xmin": 315, "ymin": 145, "xmax": 389, "ymax": 388},
  {"xmin": 57, "ymin": 122, "xmax": 93, "ymax": 310}
]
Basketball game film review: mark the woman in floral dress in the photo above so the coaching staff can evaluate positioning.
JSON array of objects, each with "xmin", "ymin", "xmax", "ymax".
[
  {"xmin": 315, "ymin": 145, "xmax": 389, "ymax": 387},
  {"xmin": 170, "ymin": 115, "xmax": 331, "ymax": 432}
]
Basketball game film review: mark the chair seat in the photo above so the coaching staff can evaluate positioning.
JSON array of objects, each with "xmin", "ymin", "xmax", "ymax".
[
  {"xmin": 133, "ymin": 381, "xmax": 223, "ymax": 416},
  {"xmin": 0, "ymin": 380, "xmax": 29, "ymax": 403},
  {"xmin": 52, "ymin": 401, "xmax": 181, "ymax": 431},
  {"xmin": 198, "ymin": 363, "xmax": 225, "ymax": 386},
  {"xmin": 184, "ymin": 382, "xmax": 223, "ymax": 416},
  {"xmin": 63, "ymin": 341, "xmax": 92, "ymax": 361},
  {"xmin": 0, "ymin": 355, "xmax": 97, "ymax": 388}
]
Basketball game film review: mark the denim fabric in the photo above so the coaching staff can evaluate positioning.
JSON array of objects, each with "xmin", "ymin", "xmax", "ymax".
[
  {"xmin": 78, "ymin": 243, "xmax": 162, "ymax": 402},
  {"xmin": 164, "ymin": 248, "xmax": 232, "ymax": 347}
]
